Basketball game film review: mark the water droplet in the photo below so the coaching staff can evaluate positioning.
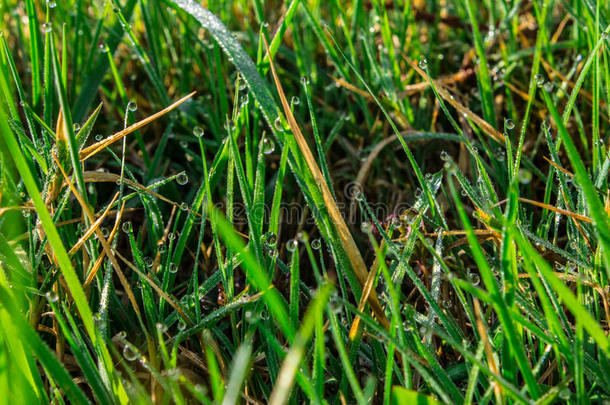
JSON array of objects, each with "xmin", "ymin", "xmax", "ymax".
[
  {"xmin": 122, "ymin": 221, "xmax": 132, "ymax": 233},
  {"xmin": 123, "ymin": 344, "xmax": 139, "ymax": 361},
  {"xmin": 329, "ymin": 295, "xmax": 342, "ymax": 313},
  {"xmin": 518, "ymin": 169, "xmax": 532, "ymax": 184},
  {"xmin": 291, "ymin": 96, "xmax": 300, "ymax": 106},
  {"xmin": 193, "ymin": 126, "xmax": 204, "ymax": 138},
  {"xmin": 99, "ymin": 43, "xmax": 108, "ymax": 53},
  {"xmin": 95, "ymin": 134, "xmax": 103, "ymax": 141},
  {"xmin": 534, "ymin": 74, "xmax": 545, "ymax": 87},
  {"xmin": 238, "ymin": 81, "xmax": 247, "ymax": 91},
  {"xmin": 73, "ymin": 123, "xmax": 81, "ymax": 132},
  {"xmin": 418, "ymin": 57, "xmax": 428, "ymax": 70},
  {"xmin": 41, "ymin": 22, "xmax": 52, "ymax": 32},
  {"xmin": 262, "ymin": 137, "xmax": 275, "ymax": 154},
  {"xmin": 263, "ymin": 232, "xmax": 277, "ymax": 249},
  {"xmin": 127, "ymin": 101, "xmax": 137, "ymax": 112},
  {"xmin": 47, "ymin": 0, "xmax": 57, "ymax": 7},
  {"xmin": 311, "ymin": 239, "xmax": 321, "ymax": 250},
  {"xmin": 504, "ymin": 118, "xmax": 515, "ymax": 130},
  {"xmin": 22, "ymin": 209, "xmax": 30, "ymax": 218},
  {"xmin": 355, "ymin": 191, "xmax": 364, "ymax": 202},
  {"xmin": 468, "ymin": 272, "xmax": 480, "ymax": 286},
  {"xmin": 245, "ymin": 310, "xmax": 260, "ymax": 323},
  {"xmin": 300, "ymin": 76, "xmax": 310, "ymax": 85},
  {"xmin": 176, "ymin": 172, "xmax": 188, "ymax": 185},
  {"xmin": 442, "ymin": 298, "xmax": 453, "ymax": 309},
  {"xmin": 169, "ymin": 263, "xmax": 178, "ymax": 273},
  {"xmin": 361, "ymin": 221, "xmax": 372, "ymax": 234},
  {"xmin": 180, "ymin": 202, "xmax": 189, "ymax": 211},
  {"xmin": 260, "ymin": 310, "xmax": 270, "ymax": 320},
  {"xmin": 45, "ymin": 290, "xmax": 59, "ymax": 303},
  {"xmin": 168, "ymin": 232, "xmax": 176, "ymax": 241},
  {"xmin": 440, "ymin": 151, "xmax": 449, "ymax": 161},
  {"xmin": 101, "ymin": 227, "xmax": 109, "ymax": 238},
  {"xmin": 274, "ymin": 116, "xmax": 284, "ymax": 132},
  {"xmin": 144, "ymin": 256, "xmax": 153, "ymax": 267},
  {"xmin": 240, "ymin": 94, "xmax": 249, "ymax": 106},
  {"xmin": 286, "ymin": 238, "xmax": 298, "ymax": 252},
  {"xmin": 602, "ymin": 31, "xmax": 609, "ymax": 40},
  {"xmin": 543, "ymin": 81, "xmax": 554, "ymax": 92}
]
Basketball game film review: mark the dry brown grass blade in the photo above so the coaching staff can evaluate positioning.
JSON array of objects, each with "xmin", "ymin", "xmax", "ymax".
[
  {"xmin": 348, "ymin": 241, "xmax": 385, "ymax": 340},
  {"xmin": 543, "ymin": 156, "xmax": 574, "ymax": 177},
  {"xmin": 263, "ymin": 37, "xmax": 389, "ymax": 329},
  {"xmin": 84, "ymin": 200, "xmax": 126, "ymax": 286},
  {"xmin": 70, "ymin": 171, "xmax": 201, "ymax": 216},
  {"xmin": 113, "ymin": 250, "xmax": 191, "ymax": 324},
  {"xmin": 403, "ymin": 54, "xmax": 505, "ymax": 143},
  {"xmin": 68, "ymin": 192, "xmax": 119, "ymax": 255},
  {"xmin": 51, "ymin": 153, "xmax": 142, "ymax": 317},
  {"xmin": 79, "ymin": 92, "xmax": 196, "ymax": 161},
  {"xmin": 518, "ymin": 197, "xmax": 592, "ymax": 224}
]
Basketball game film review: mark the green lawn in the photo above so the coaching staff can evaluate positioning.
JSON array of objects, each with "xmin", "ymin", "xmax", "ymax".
[{"xmin": 1, "ymin": 0, "xmax": 610, "ymax": 403}]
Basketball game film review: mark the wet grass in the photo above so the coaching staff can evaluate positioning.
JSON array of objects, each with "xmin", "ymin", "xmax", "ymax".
[{"xmin": 1, "ymin": 0, "xmax": 610, "ymax": 403}]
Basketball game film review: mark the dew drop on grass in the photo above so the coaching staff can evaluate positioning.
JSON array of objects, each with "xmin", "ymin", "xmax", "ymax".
[
  {"xmin": 534, "ymin": 74, "xmax": 545, "ymax": 87},
  {"xmin": 300, "ymin": 76, "xmax": 310, "ymax": 85},
  {"xmin": 168, "ymin": 232, "xmax": 176, "ymax": 241},
  {"xmin": 440, "ymin": 151, "xmax": 449, "ymax": 161},
  {"xmin": 504, "ymin": 118, "xmax": 515, "ymax": 130},
  {"xmin": 41, "ymin": 22, "xmax": 52, "ymax": 32},
  {"xmin": 180, "ymin": 202, "xmax": 189, "ymax": 211},
  {"xmin": 311, "ymin": 239, "xmax": 321, "ymax": 250},
  {"xmin": 155, "ymin": 322, "xmax": 168, "ymax": 333},
  {"xmin": 95, "ymin": 134, "xmax": 103, "ymax": 141},
  {"xmin": 240, "ymin": 94, "xmax": 249, "ymax": 106},
  {"xmin": 123, "ymin": 344, "xmax": 139, "ymax": 361},
  {"xmin": 361, "ymin": 221, "xmax": 372, "ymax": 234},
  {"xmin": 99, "ymin": 43, "xmax": 108, "ymax": 53},
  {"xmin": 262, "ymin": 137, "xmax": 275, "ymax": 154},
  {"xmin": 144, "ymin": 256, "xmax": 153, "ymax": 267},
  {"xmin": 45, "ymin": 290, "xmax": 59, "ymax": 303},
  {"xmin": 238, "ymin": 81, "xmax": 247, "ymax": 91},
  {"xmin": 543, "ymin": 81, "xmax": 554, "ymax": 92},
  {"xmin": 101, "ymin": 227, "xmax": 109, "ymax": 238},
  {"xmin": 291, "ymin": 96, "xmax": 300, "ymax": 106},
  {"xmin": 602, "ymin": 31, "xmax": 609, "ymax": 40},
  {"xmin": 263, "ymin": 232, "xmax": 277, "ymax": 249},
  {"xmin": 193, "ymin": 126, "xmax": 204, "ymax": 138},
  {"xmin": 22, "ymin": 209, "xmax": 30, "ymax": 218},
  {"xmin": 468, "ymin": 272, "xmax": 480, "ymax": 286},
  {"xmin": 122, "ymin": 221, "xmax": 132, "ymax": 233},
  {"xmin": 260, "ymin": 310, "xmax": 270, "ymax": 321},
  {"xmin": 245, "ymin": 310, "xmax": 261, "ymax": 324},
  {"xmin": 73, "ymin": 123, "xmax": 81, "ymax": 132},
  {"xmin": 286, "ymin": 238, "xmax": 298, "ymax": 252},
  {"xmin": 418, "ymin": 57, "xmax": 428, "ymax": 70},
  {"xmin": 355, "ymin": 191, "xmax": 364, "ymax": 202},
  {"xmin": 169, "ymin": 263, "xmax": 178, "ymax": 273},
  {"xmin": 176, "ymin": 172, "xmax": 188, "ymax": 185},
  {"xmin": 127, "ymin": 100, "xmax": 137, "ymax": 112},
  {"xmin": 442, "ymin": 298, "xmax": 453, "ymax": 309},
  {"xmin": 518, "ymin": 169, "xmax": 532, "ymax": 184},
  {"xmin": 47, "ymin": 0, "xmax": 56, "ymax": 7},
  {"xmin": 329, "ymin": 295, "xmax": 342, "ymax": 313},
  {"xmin": 274, "ymin": 116, "xmax": 284, "ymax": 132}
]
